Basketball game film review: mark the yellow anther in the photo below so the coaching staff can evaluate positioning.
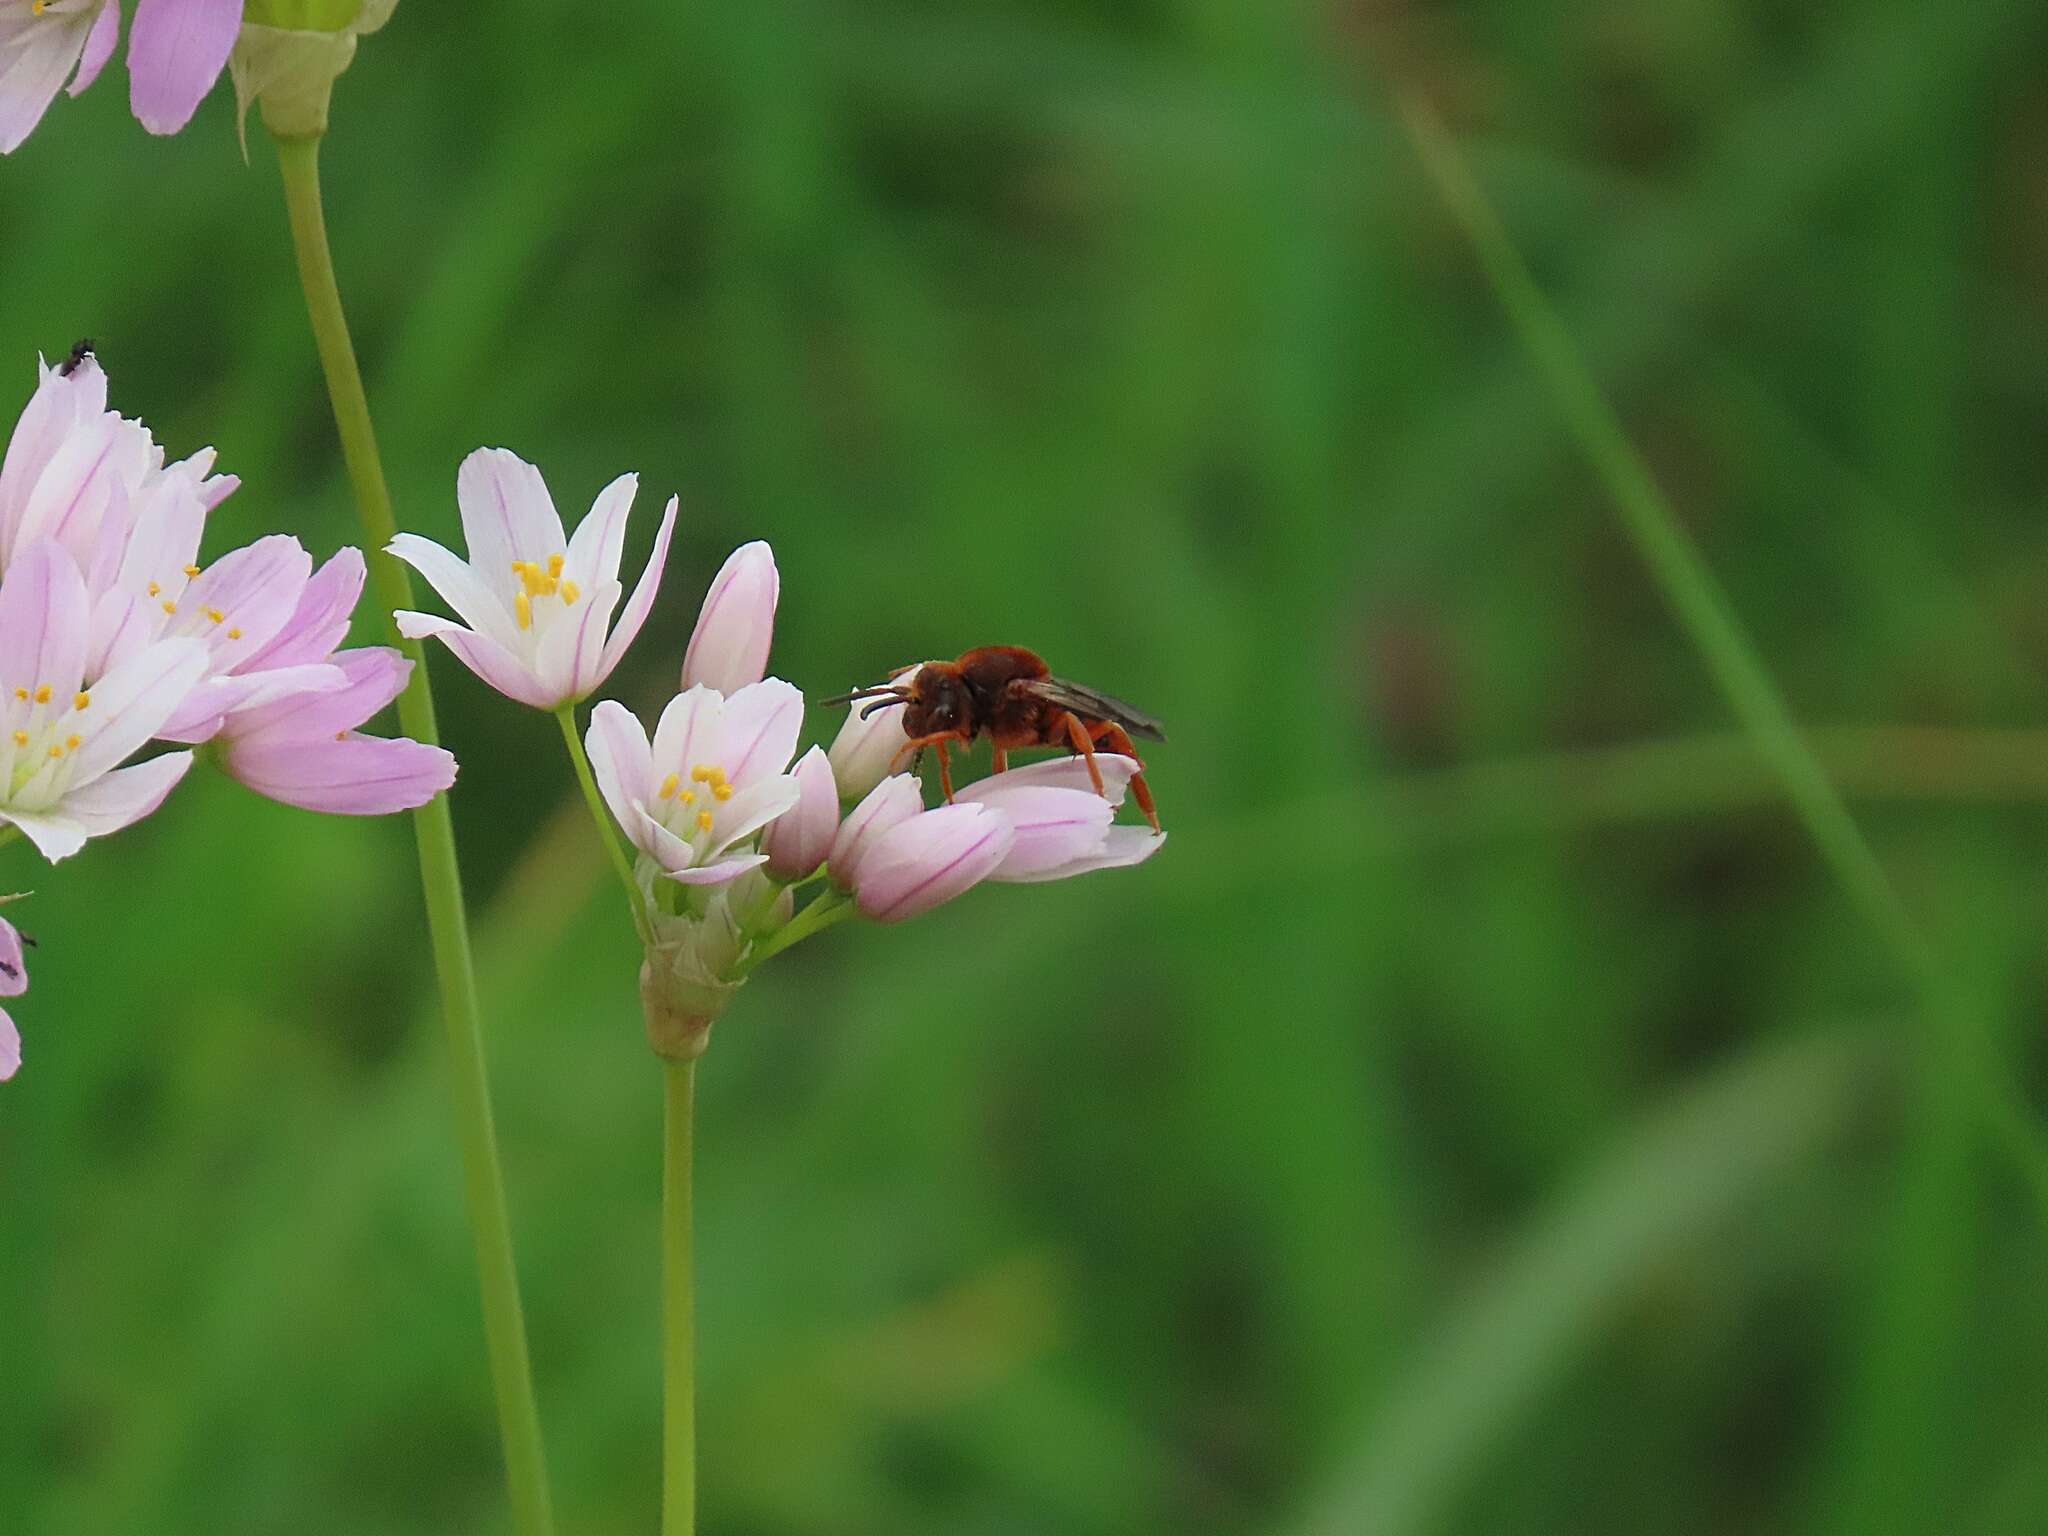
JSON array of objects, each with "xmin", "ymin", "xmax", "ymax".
[
  {"xmin": 11, "ymin": 688, "xmax": 24, "ymax": 702},
  {"xmin": 161, "ymin": 600, "xmax": 177, "ymax": 615},
  {"xmin": 227, "ymin": 627, "xmax": 242, "ymax": 640},
  {"xmin": 335, "ymin": 730, "xmax": 347, "ymax": 742},
  {"xmin": 47, "ymin": 744, "xmax": 61, "ymax": 758},
  {"xmin": 547, "ymin": 553, "xmax": 564, "ymax": 578},
  {"xmin": 657, "ymin": 772, "xmax": 680, "ymax": 800},
  {"xmin": 713, "ymin": 783, "xmax": 733, "ymax": 801},
  {"xmin": 677, "ymin": 788, "xmax": 694, "ymax": 805},
  {"xmin": 183, "ymin": 564, "xmax": 201, "ymax": 578},
  {"xmin": 72, "ymin": 692, "xmax": 88, "ymax": 710},
  {"xmin": 514, "ymin": 590, "xmax": 532, "ymax": 630},
  {"xmin": 560, "ymin": 580, "xmax": 580, "ymax": 604},
  {"xmin": 695, "ymin": 810, "xmax": 714, "ymax": 832},
  {"xmin": 147, "ymin": 581, "xmax": 160, "ymax": 597},
  {"xmin": 64, "ymin": 734, "xmax": 79, "ymax": 750},
  {"xmin": 31, "ymin": 0, "xmax": 46, "ymax": 15},
  {"xmin": 690, "ymin": 764, "xmax": 714, "ymax": 782},
  {"xmin": 510, "ymin": 560, "xmax": 529, "ymax": 576},
  {"xmin": 204, "ymin": 607, "xmax": 224, "ymax": 624},
  {"xmin": 33, "ymin": 685, "xmax": 50, "ymax": 704},
  {"xmin": 9, "ymin": 732, "xmax": 24, "ymax": 747}
]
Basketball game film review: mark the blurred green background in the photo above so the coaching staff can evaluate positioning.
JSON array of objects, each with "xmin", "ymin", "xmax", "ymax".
[{"xmin": 6, "ymin": 0, "xmax": 2048, "ymax": 1531}]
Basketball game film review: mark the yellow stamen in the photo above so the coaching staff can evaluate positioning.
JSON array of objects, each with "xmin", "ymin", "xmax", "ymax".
[
  {"xmin": 677, "ymin": 788, "xmax": 694, "ymax": 805},
  {"xmin": 147, "ymin": 581, "xmax": 160, "ymax": 597},
  {"xmin": 695, "ymin": 810, "xmax": 714, "ymax": 832},
  {"xmin": 547, "ymin": 553, "xmax": 564, "ymax": 578},
  {"xmin": 183, "ymin": 564, "xmax": 201, "ymax": 578},
  {"xmin": 559, "ymin": 580, "xmax": 579, "ymax": 605},
  {"xmin": 10, "ymin": 732, "xmax": 24, "ymax": 747},
  {"xmin": 65, "ymin": 734, "xmax": 79, "ymax": 750},
  {"xmin": 11, "ymin": 688, "xmax": 24, "ymax": 702},
  {"xmin": 162, "ymin": 600, "xmax": 177, "ymax": 615},
  {"xmin": 335, "ymin": 730, "xmax": 347, "ymax": 741},
  {"xmin": 72, "ymin": 692, "xmax": 88, "ymax": 710},
  {"xmin": 514, "ymin": 590, "xmax": 532, "ymax": 630},
  {"xmin": 657, "ymin": 771, "xmax": 679, "ymax": 800},
  {"xmin": 32, "ymin": 1, "xmax": 46, "ymax": 16},
  {"xmin": 32, "ymin": 685, "xmax": 50, "ymax": 704},
  {"xmin": 227, "ymin": 627, "xmax": 242, "ymax": 640},
  {"xmin": 47, "ymin": 744, "xmax": 61, "ymax": 759},
  {"xmin": 205, "ymin": 607, "xmax": 225, "ymax": 624},
  {"xmin": 690, "ymin": 764, "xmax": 714, "ymax": 782},
  {"xmin": 713, "ymin": 783, "xmax": 732, "ymax": 801}
]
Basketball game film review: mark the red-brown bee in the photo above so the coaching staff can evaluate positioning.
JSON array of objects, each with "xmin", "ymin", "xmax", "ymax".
[{"xmin": 827, "ymin": 645, "xmax": 1166, "ymax": 832}]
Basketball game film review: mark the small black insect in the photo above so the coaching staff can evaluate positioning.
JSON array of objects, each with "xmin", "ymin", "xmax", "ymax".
[{"xmin": 59, "ymin": 338, "xmax": 95, "ymax": 377}]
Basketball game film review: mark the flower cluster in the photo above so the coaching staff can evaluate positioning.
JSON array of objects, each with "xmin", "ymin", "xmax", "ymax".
[{"xmin": 0, "ymin": 352, "xmax": 451, "ymax": 1077}]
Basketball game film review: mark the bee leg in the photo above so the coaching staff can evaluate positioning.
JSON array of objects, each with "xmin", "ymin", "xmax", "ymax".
[
  {"xmin": 935, "ymin": 740, "xmax": 956, "ymax": 802},
  {"xmin": 1061, "ymin": 712, "xmax": 1108, "ymax": 797},
  {"xmin": 891, "ymin": 731, "xmax": 969, "ymax": 787},
  {"xmin": 1092, "ymin": 721, "xmax": 1161, "ymax": 834}
]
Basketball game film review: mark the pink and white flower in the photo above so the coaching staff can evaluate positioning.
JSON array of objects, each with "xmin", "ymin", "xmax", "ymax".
[
  {"xmin": 826, "ymin": 665, "xmax": 917, "ymax": 802},
  {"xmin": 956, "ymin": 755, "xmax": 1165, "ymax": 883},
  {"xmin": 852, "ymin": 803, "xmax": 1016, "ymax": 923},
  {"xmin": 760, "ymin": 744, "xmax": 835, "ymax": 880},
  {"xmin": 585, "ymin": 680, "xmax": 804, "ymax": 886},
  {"xmin": 0, "ymin": 0, "xmax": 118, "ymax": 154},
  {"xmin": 391, "ymin": 447, "xmax": 677, "ymax": 711},
  {"xmin": 0, "ymin": 912, "xmax": 25, "ymax": 1081},
  {"xmin": 826, "ymin": 772, "xmax": 923, "ymax": 890},
  {"xmin": 681, "ymin": 540, "xmax": 778, "ymax": 695},
  {"xmin": 0, "ymin": 541, "xmax": 207, "ymax": 861}
]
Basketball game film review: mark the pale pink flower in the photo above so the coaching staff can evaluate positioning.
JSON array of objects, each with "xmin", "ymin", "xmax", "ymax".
[
  {"xmin": 391, "ymin": 448, "xmax": 677, "ymax": 710},
  {"xmin": 760, "ymin": 744, "xmax": 835, "ymax": 880},
  {"xmin": 853, "ymin": 803, "xmax": 1016, "ymax": 923},
  {"xmin": 826, "ymin": 772, "xmax": 923, "ymax": 890},
  {"xmin": 956, "ymin": 756, "xmax": 1166, "ymax": 882},
  {"xmin": 218, "ymin": 646, "xmax": 454, "ymax": 814},
  {"xmin": 0, "ymin": 541, "xmax": 207, "ymax": 860},
  {"xmin": 826, "ymin": 664, "xmax": 918, "ymax": 801},
  {"xmin": 585, "ymin": 680, "xmax": 804, "ymax": 886},
  {"xmin": 0, "ymin": 913, "xmax": 25, "ymax": 1081},
  {"xmin": 681, "ymin": 540, "xmax": 778, "ymax": 694},
  {"xmin": 0, "ymin": 0, "xmax": 118, "ymax": 154}
]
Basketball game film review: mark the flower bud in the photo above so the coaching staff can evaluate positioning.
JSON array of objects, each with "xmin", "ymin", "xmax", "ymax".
[
  {"xmin": 229, "ymin": 0, "xmax": 397, "ymax": 145},
  {"xmin": 681, "ymin": 540, "xmax": 778, "ymax": 694},
  {"xmin": 827, "ymin": 773, "xmax": 922, "ymax": 889},
  {"xmin": 761, "ymin": 745, "xmax": 837, "ymax": 880},
  {"xmin": 827, "ymin": 665, "xmax": 918, "ymax": 800},
  {"xmin": 854, "ymin": 804, "xmax": 1016, "ymax": 923}
]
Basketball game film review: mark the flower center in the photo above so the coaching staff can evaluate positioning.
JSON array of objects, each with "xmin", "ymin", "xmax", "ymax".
[
  {"xmin": 509, "ymin": 553, "xmax": 581, "ymax": 631},
  {"xmin": 1, "ymin": 683, "xmax": 94, "ymax": 807},
  {"xmin": 653, "ymin": 762, "xmax": 737, "ymax": 855}
]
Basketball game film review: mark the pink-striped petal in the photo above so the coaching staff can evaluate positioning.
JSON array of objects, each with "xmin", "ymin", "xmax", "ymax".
[
  {"xmin": 564, "ymin": 472, "xmax": 638, "ymax": 589},
  {"xmin": 585, "ymin": 700, "xmax": 654, "ymax": 844},
  {"xmin": 394, "ymin": 612, "xmax": 555, "ymax": 708},
  {"xmin": 0, "ymin": 807, "xmax": 85, "ymax": 861},
  {"xmin": 827, "ymin": 773, "xmax": 923, "ymax": 889},
  {"xmin": 0, "ymin": 1008, "xmax": 17, "ymax": 1080},
  {"xmin": 223, "ymin": 733, "xmax": 454, "ymax": 815},
  {"xmin": 854, "ymin": 804, "xmax": 1015, "ymax": 923},
  {"xmin": 66, "ymin": 636, "xmax": 208, "ymax": 781},
  {"xmin": 60, "ymin": 749, "xmax": 192, "ymax": 835},
  {"xmin": 387, "ymin": 533, "xmax": 518, "ymax": 648},
  {"xmin": 0, "ymin": 915, "xmax": 25, "ymax": 999},
  {"xmin": 762, "ymin": 745, "xmax": 837, "ymax": 880},
  {"xmin": 456, "ymin": 447, "xmax": 566, "ymax": 578},
  {"xmin": 994, "ymin": 826, "xmax": 1166, "ymax": 884},
  {"xmin": 681, "ymin": 540, "xmax": 778, "ymax": 694},
  {"xmin": 228, "ymin": 650, "xmax": 402, "ymax": 743},
  {"xmin": 126, "ymin": 0, "xmax": 240, "ymax": 134},
  {"xmin": 0, "ymin": 541, "xmax": 90, "ymax": 701},
  {"xmin": 70, "ymin": 0, "xmax": 119, "ymax": 93},
  {"xmin": 650, "ymin": 686, "xmax": 722, "ymax": 781},
  {"xmin": 533, "ymin": 576, "xmax": 620, "ymax": 704},
  {"xmin": 713, "ymin": 676, "xmax": 803, "ymax": 785},
  {"xmin": 597, "ymin": 493, "xmax": 678, "ymax": 678},
  {"xmin": 237, "ymin": 546, "xmax": 364, "ymax": 672}
]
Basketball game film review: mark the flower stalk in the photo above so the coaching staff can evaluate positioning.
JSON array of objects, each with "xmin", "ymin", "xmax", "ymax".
[
  {"xmin": 272, "ymin": 129, "xmax": 557, "ymax": 1536},
  {"xmin": 663, "ymin": 1057, "xmax": 697, "ymax": 1536}
]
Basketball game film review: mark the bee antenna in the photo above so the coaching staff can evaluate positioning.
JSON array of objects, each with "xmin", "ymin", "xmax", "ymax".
[
  {"xmin": 822, "ymin": 685, "xmax": 909, "ymax": 708},
  {"xmin": 859, "ymin": 695, "xmax": 911, "ymax": 719}
]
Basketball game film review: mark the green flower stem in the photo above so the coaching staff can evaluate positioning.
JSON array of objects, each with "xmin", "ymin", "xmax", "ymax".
[
  {"xmin": 555, "ymin": 706, "xmax": 653, "ymax": 944},
  {"xmin": 272, "ymin": 131, "xmax": 557, "ymax": 1536},
  {"xmin": 738, "ymin": 887, "xmax": 856, "ymax": 973},
  {"xmin": 662, "ymin": 1057, "xmax": 697, "ymax": 1536},
  {"xmin": 1394, "ymin": 93, "xmax": 2048, "ymax": 1208}
]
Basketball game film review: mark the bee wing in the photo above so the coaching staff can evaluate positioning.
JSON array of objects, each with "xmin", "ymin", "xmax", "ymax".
[{"xmin": 1018, "ymin": 675, "xmax": 1168, "ymax": 743}]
